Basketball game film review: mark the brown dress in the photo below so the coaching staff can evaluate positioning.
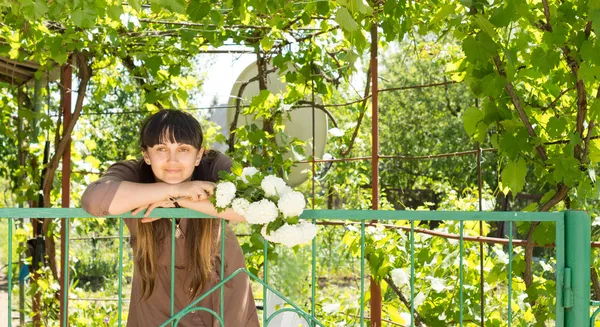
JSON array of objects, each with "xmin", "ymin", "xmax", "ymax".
[{"xmin": 81, "ymin": 153, "xmax": 260, "ymax": 327}]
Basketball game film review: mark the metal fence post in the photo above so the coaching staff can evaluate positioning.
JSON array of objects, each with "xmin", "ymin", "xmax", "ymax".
[{"xmin": 564, "ymin": 210, "xmax": 591, "ymax": 327}]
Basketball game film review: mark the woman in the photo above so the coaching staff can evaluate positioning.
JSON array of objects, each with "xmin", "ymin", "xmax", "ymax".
[{"xmin": 82, "ymin": 109, "xmax": 259, "ymax": 327}]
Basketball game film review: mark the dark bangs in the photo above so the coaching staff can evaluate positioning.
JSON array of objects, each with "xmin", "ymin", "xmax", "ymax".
[{"xmin": 140, "ymin": 110, "xmax": 203, "ymax": 149}]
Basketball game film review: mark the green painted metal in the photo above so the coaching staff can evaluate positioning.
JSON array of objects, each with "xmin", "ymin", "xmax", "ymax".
[
  {"xmin": 62, "ymin": 217, "xmax": 69, "ymax": 327},
  {"xmin": 459, "ymin": 221, "xmax": 464, "ymax": 326},
  {"xmin": 170, "ymin": 218, "xmax": 176, "ymax": 326},
  {"xmin": 556, "ymin": 214, "xmax": 566, "ymax": 326},
  {"xmin": 508, "ymin": 222, "xmax": 513, "ymax": 326},
  {"xmin": 118, "ymin": 218, "xmax": 124, "ymax": 326},
  {"xmin": 220, "ymin": 219, "xmax": 225, "ymax": 321},
  {"xmin": 0, "ymin": 209, "xmax": 593, "ymax": 327},
  {"xmin": 311, "ymin": 221, "xmax": 316, "ymax": 327},
  {"xmin": 360, "ymin": 220, "xmax": 365, "ymax": 326},
  {"xmin": 263, "ymin": 238, "xmax": 268, "ymax": 326},
  {"xmin": 7, "ymin": 218, "xmax": 12, "ymax": 327},
  {"xmin": 564, "ymin": 211, "xmax": 591, "ymax": 327},
  {"xmin": 410, "ymin": 220, "xmax": 415, "ymax": 327},
  {"xmin": 0, "ymin": 208, "xmax": 564, "ymax": 221}
]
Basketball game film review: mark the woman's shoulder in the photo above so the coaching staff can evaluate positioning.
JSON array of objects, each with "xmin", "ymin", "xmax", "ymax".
[{"xmin": 206, "ymin": 150, "xmax": 232, "ymax": 180}]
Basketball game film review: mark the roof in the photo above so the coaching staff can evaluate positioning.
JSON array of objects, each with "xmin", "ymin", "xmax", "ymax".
[{"xmin": 0, "ymin": 56, "xmax": 42, "ymax": 86}]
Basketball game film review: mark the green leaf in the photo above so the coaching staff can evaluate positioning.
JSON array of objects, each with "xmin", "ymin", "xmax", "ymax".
[
  {"xmin": 145, "ymin": 56, "xmax": 163, "ymax": 75},
  {"xmin": 260, "ymin": 36, "xmax": 274, "ymax": 51},
  {"xmin": 530, "ymin": 48, "xmax": 560, "ymax": 74},
  {"xmin": 489, "ymin": 2, "xmax": 517, "ymax": 27},
  {"xmin": 250, "ymin": 90, "xmax": 271, "ymax": 107},
  {"xmin": 545, "ymin": 116, "xmax": 567, "ymax": 139},
  {"xmin": 72, "ymin": 7, "xmax": 97, "ymax": 28},
  {"xmin": 210, "ymin": 10, "xmax": 222, "ymax": 25},
  {"xmin": 474, "ymin": 14, "xmax": 497, "ymax": 39},
  {"xmin": 107, "ymin": 5, "xmax": 124, "ymax": 21},
  {"xmin": 463, "ymin": 106, "xmax": 486, "ymax": 141},
  {"xmin": 501, "ymin": 158, "xmax": 527, "ymax": 194},
  {"xmin": 462, "ymin": 32, "xmax": 497, "ymax": 64},
  {"xmin": 129, "ymin": 0, "xmax": 142, "ymax": 12},
  {"xmin": 187, "ymin": 0, "xmax": 210, "ymax": 21},
  {"xmin": 21, "ymin": 0, "xmax": 48, "ymax": 20},
  {"xmin": 162, "ymin": 0, "xmax": 186, "ymax": 13},
  {"xmin": 335, "ymin": 7, "xmax": 358, "ymax": 32}
]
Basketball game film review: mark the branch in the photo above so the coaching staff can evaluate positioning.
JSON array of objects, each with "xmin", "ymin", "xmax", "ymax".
[
  {"xmin": 493, "ymin": 55, "xmax": 548, "ymax": 161},
  {"xmin": 542, "ymin": 0, "xmax": 553, "ymax": 32},
  {"xmin": 540, "ymin": 87, "xmax": 575, "ymax": 115},
  {"xmin": 585, "ymin": 21, "xmax": 593, "ymax": 39},
  {"xmin": 524, "ymin": 184, "xmax": 569, "ymax": 287},
  {"xmin": 560, "ymin": 45, "xmax": 587, "ymax": 159},
  {"xmin": 592, "ymin": 268, "xmax": 600, "ymax": 300},
  {"xmin": 120, "ymin": 55, "xmax": 165, "ymax": 110},
  {"xmin": 41, "ymin": 53, "xmax": 92, "ymax": 206},
  {"xmin": 341, "ymin": 66, "xmax": 371, "ymax": 157},
  {"xmin": 383, "ymin": 277, "xmax": 427, "ymax": 326},
  {"xmin": 295, "ymin": 100, "xmax": 339, "ymax": 128},
  {"xmin": 227, "ymin": 65, "xmax": 277, "ymax": 150}
]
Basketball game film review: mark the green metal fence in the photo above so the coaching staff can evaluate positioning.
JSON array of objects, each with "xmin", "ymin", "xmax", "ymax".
[{"xmin": 0, "ymin": 209, "xmax": 593, "ymax": 326}]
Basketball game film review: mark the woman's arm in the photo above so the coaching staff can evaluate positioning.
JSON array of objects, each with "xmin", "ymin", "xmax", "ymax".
[
  {"xmin": 108, "ymin": 181, "xmax": 176, "ymax": 215},
  {"xmin": 177, "ymin": 198, "xmax": 246, "ymax": 223},
  {"xmin": 81, "ymin": 161, "xmax": 215, "ymax": 216}
]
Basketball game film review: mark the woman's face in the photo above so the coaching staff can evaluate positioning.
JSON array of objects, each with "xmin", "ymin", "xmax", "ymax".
[{"xmin": 143, "ymin": 141, "xmax": 204, "ymax": 184}]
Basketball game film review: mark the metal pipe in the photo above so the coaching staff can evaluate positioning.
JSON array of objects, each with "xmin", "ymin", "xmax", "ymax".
[
  {"xmin": 369, "ymin": 22, "xmax": 381, "ymax": 327},
  {"xmin": 59, "ymin": 59, "xmax": 72, "ymax": 327}
]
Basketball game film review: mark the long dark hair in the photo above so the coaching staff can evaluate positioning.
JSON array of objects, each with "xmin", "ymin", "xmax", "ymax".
[{"xmin": 135, "ymin": 109, "xmax": 219, "ymax": 299}]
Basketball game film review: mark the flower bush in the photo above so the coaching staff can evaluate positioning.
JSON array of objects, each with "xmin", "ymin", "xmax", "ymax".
[{"xmin": 211, "ymin": 164, "xmax": 318, "ymax": 247}]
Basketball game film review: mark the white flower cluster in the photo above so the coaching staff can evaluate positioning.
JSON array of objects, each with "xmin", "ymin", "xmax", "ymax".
[
  {"xmin": 215, "ymin": 182, "xmax": 236, "ymax": 208},
  {"xmin": 245, "ymin": 199, "xmax": 279, "ymax": 224},
  {"xmin": 261, "ymin": 175, "xmax": 292, "ymax": 197},
  {"xmin": 213, "ymin": 168, "xmax": 318, "ymax": 247},
  {"xmin": 261, "ymin": 221, "xmax": 319, "ymax": 247}
]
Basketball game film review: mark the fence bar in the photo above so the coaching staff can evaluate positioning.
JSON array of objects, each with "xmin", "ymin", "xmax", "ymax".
[
  {"xmin": 170, "ymin": 218, "xmax": 176, "ymax": 325},
  {"xmin": 564, "ymin": 211, "xmax": 590, "ymax": 327},
  {"xmin": 555, "ymin": 214, "xmax": 565, "ymax": 326},
  {"xmin": 508, "ymin": 222, "xmax": 513, "ymax": 326},
  {"xmin": 0, "ymin": 208, "xmax": 563, "ymax": 222},
  {"xmin": 360, "ymin": 220, "xmax": 365, "ymax": 326},
  {"xmin": 263, "ymin": 239, "xmax": 268, "ymax": 326},
  {"xmin": 220, "ymin": 219, "xmax": 226, "ymax": 322},
  {"xmin": 311, "ymin": 226, "xmax": 316, "ymax": 326},
  {"xmin": 410, "ymin": 221, "xmax": 415, "ymax": 327},
  {"xmin": 61, "ymin": 218, "xmax": 70, "ymax": 327},
  {"xmin": 60, "ymin": 58, "xmax": 72, "ymax": 327},
  {"xmin": 459, "ymin": 221, "xmax": 464, "ymax": 326},
  {"xmin": 118, "ymin": 218, "xmax": 123, "ymax": 326},
  {"xmin": 8, "ymin": 218, "xmax": 12, "ymax": 327}
]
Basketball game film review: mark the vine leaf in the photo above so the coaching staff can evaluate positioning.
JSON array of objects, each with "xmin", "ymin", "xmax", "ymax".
[{"xmin": 501, "ymin": 158, "xmax": 527, "ymax": 194}]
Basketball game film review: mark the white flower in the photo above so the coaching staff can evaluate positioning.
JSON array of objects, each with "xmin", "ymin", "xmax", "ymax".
[
  {"xmin": 328, "ymin": 127, "xmax": 345, "ymax": 137},
  {"xmin": 261, "ymin": 221, "xmax": 318, "ymax": 247},
  {"xmin": 240, "ymin": 167, "xmax": 259, "ymax": 183},
  {"xmin": 215, "ymin": 182, "xmax": 236, "ymax": 208},
  {"xmin": 426, "ymin": 276, "xmax": 446, "ymax": 292},
  {"xmin": 277, "ymin": 191, "xmax": 305, "ymax": 218},
  {"xmin": 231, "ymin": 198, "xmax": 251, "ymax": 216},
  {"xmin": 414, "ymin": 292, "xmax": 426, "ymax": 308},
  {"xmin": 244, "ymin": 199, "xmax": 279, "ymax": 224},
  {"xmin": 391, "ymin": 268, "xmax": 409, "ymax": 287},
  {"xmin": 261, "ymin": 175, "xmax": 290, "ymax": 197},
  {"xmin": 400, "ymin": 313, "xmax": 412, "ymax": 325}
]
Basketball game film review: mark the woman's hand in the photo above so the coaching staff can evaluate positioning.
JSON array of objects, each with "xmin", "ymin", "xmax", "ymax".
[
  {"xmin": 170, "ymin": 181, "xmax": 215, "ymax": 201},
  {"xmin": 131, "ymin": 199, "xmax": 177, "ymax": 222}
]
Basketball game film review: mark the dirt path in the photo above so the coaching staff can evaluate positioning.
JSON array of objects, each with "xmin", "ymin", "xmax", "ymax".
[{"xmin": 0, "ymin": 273, "xmax": 8, "ymax": 327}]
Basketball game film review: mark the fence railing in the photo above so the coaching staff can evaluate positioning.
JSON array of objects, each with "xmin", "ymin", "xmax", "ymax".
[{"xmin": 0, "ymin": 209, "xmax": 592, "ymax": 326}]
